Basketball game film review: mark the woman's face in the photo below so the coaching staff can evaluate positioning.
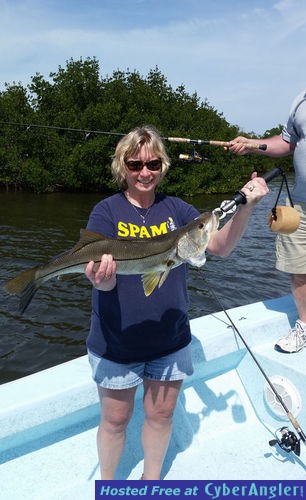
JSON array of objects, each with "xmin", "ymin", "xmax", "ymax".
[{"xmin": 124, "ymin": 144, "xmax": 162, "ymax": 196}]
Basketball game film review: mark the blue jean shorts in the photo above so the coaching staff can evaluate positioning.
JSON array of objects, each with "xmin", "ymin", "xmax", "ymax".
[{"xmin": 87, "ymin": 344, "xmax": 194, "ymax": 389}]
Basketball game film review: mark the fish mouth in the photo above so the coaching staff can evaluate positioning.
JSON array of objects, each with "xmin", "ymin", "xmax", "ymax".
[
  {"xmin": 211, "ymin": 210, "xmax": 220, "ymax": 231},
  {"xmin": 203, "ymin": 210, "xmax": 219, "ymax": 233}
]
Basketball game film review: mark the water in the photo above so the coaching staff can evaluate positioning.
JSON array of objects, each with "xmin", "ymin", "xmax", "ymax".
[{"xmin": 0, "ymin": 179, "xmax": 292, "ymax": 383}]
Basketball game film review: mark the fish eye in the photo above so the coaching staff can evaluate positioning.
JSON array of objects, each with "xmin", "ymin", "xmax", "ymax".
[{"xmin": 198, "ymin": 223, "xmax": 204, "ymax": 229}]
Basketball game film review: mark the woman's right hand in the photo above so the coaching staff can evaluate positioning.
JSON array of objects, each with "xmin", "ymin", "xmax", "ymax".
[{"xmin": 85, "ymin": 254, "xmax": 117, "ymax": 291}]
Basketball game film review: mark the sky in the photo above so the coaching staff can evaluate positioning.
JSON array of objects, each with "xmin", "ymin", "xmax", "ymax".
[{"xmin": 1, "ymin": 0, "xmax": 306, "ymax": 135}]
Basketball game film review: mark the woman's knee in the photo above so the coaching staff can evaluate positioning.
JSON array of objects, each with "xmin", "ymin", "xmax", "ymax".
[
  {"xmin": 147, "ymin": 405, "xmax": 175, "ymax": 424},
  {"xmin": 143, "ymin": 380, "xmax": 182, "ymax": 425},
  {"xmin": 98, "ymin": 386, "xmax": 136, "ymax": 433},
  {"xmin": 101, "ymin": 414, "xmax": 131, "ymax": 435}
]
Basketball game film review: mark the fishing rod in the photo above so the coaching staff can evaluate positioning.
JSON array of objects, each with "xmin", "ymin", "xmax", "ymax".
[
  {"xmin": 166, "ymin": 136, "xmax": 267, "ymax": 151},
  {"xmin": 1, "ymin": 120, "xmax": 267, "ymax": 152},
  {"xmin": 208, "ymin": 166, "xmax": 306, "ymax": 456},
  {"xmin": 206, "ymin": 283, "xmax": 305, "ymax": 456},
  {"xmin": 0, "ymin": 120, "xmax": 125, "ymax": 139}
]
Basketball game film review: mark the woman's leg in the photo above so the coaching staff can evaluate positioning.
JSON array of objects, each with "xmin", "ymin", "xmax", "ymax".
[
  {"xmin": 96, "ymin": 385, "xmax": 137, "ymax": 479},
  {"xmin": 141, "ymin": 379, "xmax": 183, "ymax": 480}
]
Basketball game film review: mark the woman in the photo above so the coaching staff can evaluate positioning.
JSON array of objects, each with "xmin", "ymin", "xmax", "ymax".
[{"xmin": 85, "ymin": 125, "xmax": 268, "ymax": 480}]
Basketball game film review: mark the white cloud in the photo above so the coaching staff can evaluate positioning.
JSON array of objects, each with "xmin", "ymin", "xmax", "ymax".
[{"xmin": 1, "ymin": 0, "xmax": 306, "ymax": 134}]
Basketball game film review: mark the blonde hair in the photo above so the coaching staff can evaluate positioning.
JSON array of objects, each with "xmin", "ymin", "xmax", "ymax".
[{"xmin": 111, "ymin": 126, "xmax": 170, "ymax": 189}]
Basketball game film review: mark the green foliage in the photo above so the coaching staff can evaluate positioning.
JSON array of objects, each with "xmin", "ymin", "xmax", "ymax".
[{"xmin": 0, "ymin": 57, "xmax": 293, "ymax": 194}]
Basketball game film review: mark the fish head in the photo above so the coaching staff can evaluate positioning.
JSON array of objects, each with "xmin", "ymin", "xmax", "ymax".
[{"xmin": 177, "ymin": 211, "xmax": 219, "ymax": 266}]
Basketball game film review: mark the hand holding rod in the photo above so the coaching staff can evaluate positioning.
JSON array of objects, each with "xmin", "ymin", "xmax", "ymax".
[
  {"xmin": 166, "ymin": 136, "xmax": 267, "ymax": 151},
  {"xmin": 220, "ymin": 167, "xmax": 282, "ymax": 214}
]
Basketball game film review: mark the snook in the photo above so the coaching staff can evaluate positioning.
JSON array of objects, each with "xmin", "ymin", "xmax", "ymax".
[{"xmin": 4, "ymin": 211, "xmax": 219, "ymax": 313}]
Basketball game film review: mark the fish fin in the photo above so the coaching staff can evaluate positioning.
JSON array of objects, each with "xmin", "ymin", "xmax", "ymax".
[
  {"xmin": 4, "ymin": 267, "xmax": 40, "ymax": 314},
  {"xmin": 142, "ymin": 259, "xmax": 176, "ymax": 296},
  {"xmin": 158, "ymin": 262, "xmax": 175, "ymax": 289},
  {"xmin": 5, "ymin": 268, "xmax": 37, "ymax": 295},
  {"xmin": 141, "ymin": 272, "xmax": 162, "ymax": 297},
  {"xmin": 69, "ymin": 229, "xmax": 108, "ymax": 253},
  {"xmin": 79, "ymin": 228, "xmax": 107, "ymax": 241},
  {"xmin": 79, "ymin": 228, "xmax": 137, "ymax": 243}
]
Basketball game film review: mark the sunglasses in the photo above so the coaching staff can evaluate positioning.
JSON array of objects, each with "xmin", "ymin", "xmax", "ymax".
[{"xmin": 125, "ymin": 159, "xmax": 162, "ymax": 172}]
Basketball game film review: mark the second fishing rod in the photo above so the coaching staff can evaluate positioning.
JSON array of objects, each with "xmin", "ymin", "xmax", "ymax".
[{"xmin": 207, "ymin": 166, "xmax": 306, "ymax": 456}]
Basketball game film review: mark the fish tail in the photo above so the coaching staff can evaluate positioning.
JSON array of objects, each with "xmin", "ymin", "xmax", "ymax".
[{"xmin": 4, "ymin": 267, "xmax": 41, "ymax": 314}]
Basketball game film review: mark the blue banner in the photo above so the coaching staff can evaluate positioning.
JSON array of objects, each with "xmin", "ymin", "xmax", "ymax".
[{"xmin": 95, "ymin": 480, "xmax": 304, "ymax": 499}]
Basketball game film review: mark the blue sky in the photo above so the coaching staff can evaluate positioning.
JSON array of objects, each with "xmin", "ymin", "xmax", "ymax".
[{"xmin": 1, "ymin": 0, "xmax": 306, "ymax": 135}]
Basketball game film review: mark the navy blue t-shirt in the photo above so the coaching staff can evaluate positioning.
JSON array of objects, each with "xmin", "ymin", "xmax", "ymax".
[{"xmin": 86, "ymin": 192, "xmax": 199, "ymax": 363}]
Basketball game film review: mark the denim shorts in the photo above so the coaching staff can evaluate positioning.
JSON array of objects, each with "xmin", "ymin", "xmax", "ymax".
[{"xmin": 87, "ymin": 344, "xmax": 194, "ymax": 389}]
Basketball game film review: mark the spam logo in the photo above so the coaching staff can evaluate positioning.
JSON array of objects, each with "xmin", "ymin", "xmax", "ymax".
[{"xmin": 117, "ymin": 218, "xmax": 176, "ymax": 238}]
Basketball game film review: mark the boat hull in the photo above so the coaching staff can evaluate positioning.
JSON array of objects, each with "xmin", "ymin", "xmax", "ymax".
[{"xmin": 0, "ymin": 294, "xmax": 305, "ymax": 499}]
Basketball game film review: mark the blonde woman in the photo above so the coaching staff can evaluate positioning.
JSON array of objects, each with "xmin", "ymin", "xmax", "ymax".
[{"xmin": 85, "ymin": 125, "xmax": 268, "ymax": 479}]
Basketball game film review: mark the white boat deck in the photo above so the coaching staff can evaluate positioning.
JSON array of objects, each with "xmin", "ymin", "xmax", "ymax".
[{"xmin": 0, "ymin": 295, "xmax": 305, "ymax": 499}]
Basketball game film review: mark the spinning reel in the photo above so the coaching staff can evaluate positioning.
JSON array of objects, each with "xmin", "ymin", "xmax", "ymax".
[
  {"xmin": 269, "ymin": 426, "xmax": 301, "ymax": 456},
  {"xmin": 179, "ymin": 150, "xmax": 209, "ymax": 163}
]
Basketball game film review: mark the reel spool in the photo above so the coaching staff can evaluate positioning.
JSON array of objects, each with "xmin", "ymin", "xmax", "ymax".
[
  {"xmin": 269, "ymin": 426, "xmax": 301, "ymax": 456},
  {"xmin": 264, "ymin": 375, "xmax": 302, "ymax": 420}
]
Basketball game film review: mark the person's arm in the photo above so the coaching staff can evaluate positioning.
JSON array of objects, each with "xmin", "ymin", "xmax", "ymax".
[
  {"xmin": 228, "ymin": 134, "xmax": 294, "ymax": 157},
  {"xmin": 207, "ymin": 172, "xmax": 269, "ymax": 257}
]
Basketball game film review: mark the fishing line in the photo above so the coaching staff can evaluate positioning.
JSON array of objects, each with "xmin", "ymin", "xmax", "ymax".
[
  {"xmin": 203, "ymin": 276, "xmax": 291, "ymax": 410},
  {"xmin": 201, "ymin": 273, "xmax": 306, "ymax": 456}
]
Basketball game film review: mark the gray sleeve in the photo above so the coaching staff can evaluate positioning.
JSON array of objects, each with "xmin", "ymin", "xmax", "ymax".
[{"xmin": 282, "ymin": 90, "xmax": 306, "ymax": 144}]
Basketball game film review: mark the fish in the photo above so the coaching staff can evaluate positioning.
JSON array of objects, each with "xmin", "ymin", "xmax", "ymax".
[{"xmin": 4, "ymin": 211, "xmax": 219, "ymax": 313}]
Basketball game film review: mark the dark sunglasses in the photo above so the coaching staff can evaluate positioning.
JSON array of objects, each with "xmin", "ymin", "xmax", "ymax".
[{"xmin": 125, "ymin": 159, "xmax": 162, "ymax": 172}]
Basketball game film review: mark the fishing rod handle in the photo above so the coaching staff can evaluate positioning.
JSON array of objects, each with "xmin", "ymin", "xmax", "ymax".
[
  {"xmin": 167, "ymin": 137, "xmax": 267, "ymax": 150},
  {"xmin": 261, "ymin": 166, "xmax": 282, "ymax": 183},
  {"xmin": 220, "ymin": 167, "xmax": 283, "ymax": 213},
  {"xmin": 167, "ymin": 137, "xmax": 197, "ymax": 143},
  {"xmin": 288, "ymin": 412, "xmax": 306, "ymax": 442},
  {"xmin": 209, "ymin": 140, "xmax": 267, "ymax": 151}
]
